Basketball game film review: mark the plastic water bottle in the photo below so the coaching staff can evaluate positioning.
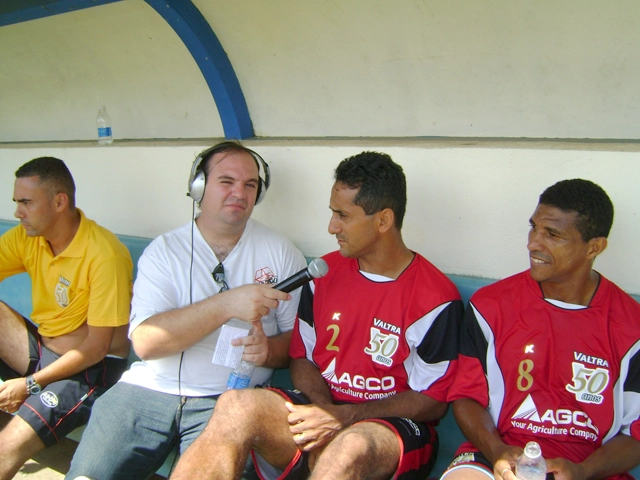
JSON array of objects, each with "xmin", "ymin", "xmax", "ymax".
[
  {"xmin": 226, "ymin": 360, "xmax": 255, "ymax": 390},
  {"xmin": 516, "ymin": 441, "xmax": 546, "ymax": 480},
  {"xmin": 96, "ymin": 106, "xmax": 113, "ymax": 145}
]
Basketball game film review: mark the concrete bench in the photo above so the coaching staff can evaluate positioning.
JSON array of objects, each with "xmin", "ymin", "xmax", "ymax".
[{"xmin": 2, "ymin": 219, "xmax": 639, "ymax": 479}]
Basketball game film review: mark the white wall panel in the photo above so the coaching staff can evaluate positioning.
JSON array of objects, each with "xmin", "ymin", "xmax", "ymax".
[{"xmin": 2, "ymin": 140, "xmax": 639, "ymax": 293}]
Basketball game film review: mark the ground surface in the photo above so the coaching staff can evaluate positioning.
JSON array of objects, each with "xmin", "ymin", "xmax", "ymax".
[{"xmin": 13, "ymin": 439, "xmax": 164, "ymax": 480}]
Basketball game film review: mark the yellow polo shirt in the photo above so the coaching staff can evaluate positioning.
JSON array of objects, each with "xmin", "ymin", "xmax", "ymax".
[{"xmin": 0, "ymin": 210, "xmax": 133, "ymax": 337}]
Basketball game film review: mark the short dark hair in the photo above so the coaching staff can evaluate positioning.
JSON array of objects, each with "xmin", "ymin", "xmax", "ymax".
[
  {"xmin": 15, "ymin": 157, "xmax": 76, "ymax": 209},
  {"xmin": 200, "ymin": 141, "xmax": 260, "ymax": 178},
  {"xmin": 334, "ymin": 151, "xmax": 407, "ymax": 229},
  {"xmin": 539, "ymin": 178, "xmax": 614, "ymax": 241}
]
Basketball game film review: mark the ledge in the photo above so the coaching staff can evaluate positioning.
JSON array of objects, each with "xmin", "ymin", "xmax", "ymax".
[{"xmin": 1, "ymin": 137, "xmax": 640, "ymax": 152}]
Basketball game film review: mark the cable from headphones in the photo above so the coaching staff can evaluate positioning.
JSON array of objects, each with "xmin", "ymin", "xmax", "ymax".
[
  {"xmin": 167, "ymin": 200, "xmax": 197, "ymax": 474},
  {"xmin": 181, "ymin": 198, "xmax": 198, "ymax": 399}
]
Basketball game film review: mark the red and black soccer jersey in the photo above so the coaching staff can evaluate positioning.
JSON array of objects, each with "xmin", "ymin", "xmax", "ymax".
[
  {"xmin": 289, "ymin": 251, "xmax": 463, "ymax": 407},
  {"xmin": 449, "ymin": 271, "xmax": 640, "ymax": 478}
]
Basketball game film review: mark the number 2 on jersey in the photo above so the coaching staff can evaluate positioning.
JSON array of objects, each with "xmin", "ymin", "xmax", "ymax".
[{"xmin": 326, "ymin": 324, "xmax": 340, "ymax": 351}]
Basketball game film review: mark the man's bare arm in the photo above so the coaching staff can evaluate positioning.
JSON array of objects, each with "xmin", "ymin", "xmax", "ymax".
[
  {"xmin": 453, "ymin": 397, "xmax": 525, "ymax": 478},
  {"xmin": 547, "ymin": 433, "xmax": 640, "ymax": 480},
  {"xmin": 132, "ymin": 284, "xmax": 291, "ymax": 360},
  {"xmin": 0, "ymin": 325, "xmax": 116, "ymax": 412}
]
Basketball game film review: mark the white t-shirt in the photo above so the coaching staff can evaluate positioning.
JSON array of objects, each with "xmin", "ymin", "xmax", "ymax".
[{"xmin": 120, "ymin": 218, "xmax": 307, "ymax": 396}]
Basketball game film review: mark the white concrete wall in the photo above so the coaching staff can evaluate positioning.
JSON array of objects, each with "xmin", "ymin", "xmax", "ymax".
[
  {"xmin": 1, "ymin": 0, "xmax": 639, "ymax": 140},
  {"xmin": 2, "ymin": 3, "xmax": 640, "ymax": 293},
  {"xmin": 2, "ymin": 140, "xmax": 639, "ymax": 294}
]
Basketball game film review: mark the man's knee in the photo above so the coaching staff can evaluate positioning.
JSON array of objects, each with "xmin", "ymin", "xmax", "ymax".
[
  {"xmin": 441, "ymin": 467, "xmax": 493, "ymax": 480},
  {"xmin": 319, "ymin": 422, "xmax": 400, "ymax": 470},
  {"xmin": 215, "ymin": 389, "xmax": 253, "ymax": 416},
  {"xmin": 0, "ymin": 414, "xmax": 45, "ymax": 447},
  {"xmin": 0, "ymin": 415, "xmax": 46, "ymax": 476},
  {"xmin": 330, "ymin": 425, "xmax": 381, "ymax": 457},
  {"xmin": 216, "ymin": 388, "xmax": 279, "ymax": 418},
  {"xmin": 208, "ymin": 388, "xmax": 289, "ymax": 443},
  {"xmin": 209, "ymin": 390, "xmax": 260, "ymax": 434},
  {"xmin": 311, "ymin": 427, "xmax": 398, "ymax": 480}
]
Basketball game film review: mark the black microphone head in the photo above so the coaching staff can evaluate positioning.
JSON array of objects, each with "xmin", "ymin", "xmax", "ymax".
[{"xmin": 308, "ymin": 258, "xmax": 329, "ymax": 279}]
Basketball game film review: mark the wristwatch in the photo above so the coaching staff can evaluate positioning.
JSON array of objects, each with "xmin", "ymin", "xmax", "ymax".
[{"xmin": 26, "ymin": 375, "xmax": 42, "ymax": 395}]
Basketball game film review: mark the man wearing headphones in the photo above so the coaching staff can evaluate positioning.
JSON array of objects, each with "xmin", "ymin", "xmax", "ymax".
[{"xmin": 67, "ymin": 141, "xmax": 307, "ymax": 480}]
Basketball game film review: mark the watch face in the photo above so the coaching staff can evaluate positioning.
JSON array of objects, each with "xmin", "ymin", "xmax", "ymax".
[
  {"xmin": 29, "ymin": 384, "xmax": 41, "ymax": 395},
  {"xmin": 26, "ymin": 376, "xmax": 42, "ymax": 395}
]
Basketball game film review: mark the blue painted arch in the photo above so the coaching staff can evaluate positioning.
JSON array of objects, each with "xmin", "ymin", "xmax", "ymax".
[{"xmin": 0, "ymin": 0, "xmax": 254, "ymax": 139}]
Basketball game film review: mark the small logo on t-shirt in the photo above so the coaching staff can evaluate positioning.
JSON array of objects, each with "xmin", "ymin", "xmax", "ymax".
[
  {"xmin": 565, "ymin": 357, "xmax": 609, "ymax": 405},
  {"xmin": 40, "ymin": 391, "xmax": 59, "ymax": 408},
  {"xmin": 255, "ymin": 267, "xmax": 277, "ymax": 285},
  {"xmin": 55, "ymin": 276, "xmax": 71, "ymax": 307},
  {"xmin": 364, "ymin": 319, "xmax": 400, "ymax": 366}
]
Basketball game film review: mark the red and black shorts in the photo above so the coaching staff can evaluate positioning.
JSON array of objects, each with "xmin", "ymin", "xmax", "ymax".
[
  {"xmin": 441, "ymin": 450, "xmax": 495, "ymax": 478},
  {"xmin": 0, "ymin": 318, "xmax": 127, "ymax": 447},
  {"xmin": 252, "ymin": 388, "xmax": 439, "ymax": 480},
  {"xmin": 442, "ymin": 450, "xmax": 554, "ymax": 480}
]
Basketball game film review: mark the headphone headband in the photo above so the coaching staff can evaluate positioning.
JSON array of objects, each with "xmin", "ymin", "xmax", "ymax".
[{"xmin": 187, "ymin": 142, "xmax": 271, "ymax": 205}]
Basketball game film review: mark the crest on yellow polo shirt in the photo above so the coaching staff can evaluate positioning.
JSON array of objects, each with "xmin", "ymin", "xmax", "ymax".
[{"xmin": 55, "ymin": 276, "xmax": 71, "ymax": 308}]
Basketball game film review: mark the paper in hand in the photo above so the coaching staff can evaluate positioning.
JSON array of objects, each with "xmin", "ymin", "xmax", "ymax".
[{"xmin": 212, "ymin": 324, "xmax": 250, "ymax": 368}]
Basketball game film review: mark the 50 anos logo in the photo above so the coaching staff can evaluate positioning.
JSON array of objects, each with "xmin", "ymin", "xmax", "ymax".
[
  {"xmin": 565, "ymin": 362, "xmax": 609, "ymax": 405},
  {"xmin": 55, "ymin": 281, "xmax": 70, "ymax": 307},
  {"xmin": 364, "ymin": 327, "xmax": 399, "ymax": 366}
]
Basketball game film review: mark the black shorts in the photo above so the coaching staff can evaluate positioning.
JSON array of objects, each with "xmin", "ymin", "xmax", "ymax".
[
  {"xmin": 0, "ymin": 317, "xmax": 128, "ymax": 447},
  {"xmin": 252, "ymin": 388, "xmax": 439, "ymax": 480}
]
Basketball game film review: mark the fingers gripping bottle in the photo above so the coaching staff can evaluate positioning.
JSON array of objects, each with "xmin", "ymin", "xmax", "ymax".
[
  {"xmin": 516, "ymin": 441, "xmax": 547, "ymax": 480},
  {"xmin": 226, "ymin": 360, "xmax": 255, "ymax": 390}
]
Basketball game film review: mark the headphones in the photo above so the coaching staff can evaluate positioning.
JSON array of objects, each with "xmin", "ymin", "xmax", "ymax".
[{"xmin": 187, "ymin": 142, "xmax": 271, "ymax": 205}]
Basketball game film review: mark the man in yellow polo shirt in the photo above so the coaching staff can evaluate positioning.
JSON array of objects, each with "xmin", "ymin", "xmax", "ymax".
[{"xmin": 0, "ymin": 157, "xmax": 133, "ymax": 478}]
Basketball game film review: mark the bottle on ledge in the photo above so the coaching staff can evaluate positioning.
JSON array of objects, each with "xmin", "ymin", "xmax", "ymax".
[
  {"xmin": 516, "ymin": 441, "xmax": 547, "ymax": 480},
  {"xmin": 96, "ymin": 105, "xmax": 113, "ymax": 145},
  {"xmin": 226, "ymin": 360, "xmax": 255, "ymax": 390}
]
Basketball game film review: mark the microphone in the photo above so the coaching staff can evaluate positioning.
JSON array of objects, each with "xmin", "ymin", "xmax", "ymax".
[{"xmin": 274, "ymin": 258, "xmax": 329, "ymax": 293}]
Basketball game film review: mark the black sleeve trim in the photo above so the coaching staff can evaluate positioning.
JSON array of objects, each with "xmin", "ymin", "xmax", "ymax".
[
  {"xmin": 297, "ymin": 282, "xmax": 314, "ymax": 328},
  {"xmin": 417, "ymin": 299, "xmax": 464, "ymax": 363},
  {"xmin": 624, "ymin": 346, "xmax": 640, "ymax": 394},
  {"xmin": 459, "ymin": 302, "xmax": 489, "ymax": 375}
]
